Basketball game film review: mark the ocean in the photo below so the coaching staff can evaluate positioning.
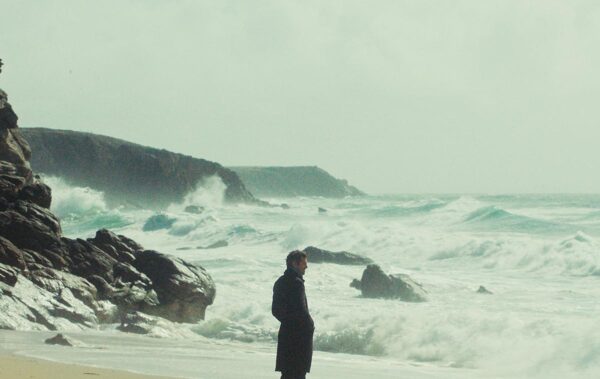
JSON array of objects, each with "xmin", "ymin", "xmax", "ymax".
[{"xmin": 7, "ymin": 177, "xmax": 600, "ymax": 378}]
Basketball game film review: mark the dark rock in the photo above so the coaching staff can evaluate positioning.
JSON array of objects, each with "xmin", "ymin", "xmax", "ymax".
[
  {"xmin": 199, "ymin": 240, "xmax": 228, "ymax": 249},
  {"xmin": 318, "ymin": 207, "xmax": 327, "ymax": 213},
  {"xmin": 477, "ymin": 285, "xmax": 493, "ymax": 295},
  {"xmin": 116, "ymin": 311, "xmax": 160, "ymax": 334},
  {"xmin": 21, "ymin": 248, "xmax": 53, "ymax": 269},
  {"xmin": 0, "ymin": 210, "xmax": 62, "ymax": 252},
  {"xmin": 0, "ymin": 129, "xmax": 31, "ymax": 181},
  {"xmin": 351, "ymin": 264, "xmax": 427, "ymax": 302},
  {"xmin": 89, "ymin": 229, "xmax": 139, "ymax": 263},
  {"xmin": 0, "ymin": 236, "xmax": 26, "ymax": 270},
  {"xmin": 302, "ymin": 246, "xmax": 373, "ymax": 265},
  {"xmin": 113, "ymin": 262, "xmax": 151, "ymax": 286},
  {"xmin": 0, "ymin": 262, "xmax": 19, "ymax": 286},
  {"xmin": 184, "ymin": 205, "xmax": 204, "ymax": 214},
  {"xmin": 18, "ymin": 182, "xmax": 52, "ymax": 208},
  {"xmin": 63, "ymin": 238, "xmax": 117, "ymax": 282},
  {"xmin": 280, "ymin": 203, "xmax": 290, "ymax": 209},
  {"xmin": 0, "ymin": 172, "xmax": 26, "ymax": 201},
  {"xmin": 143, "ymin": 214, "xmax": 176, "ymax": 232},
  {"xmin": 133, "ymin": 250, "xmax": 216, "ymax": 322},
  {"xmin": 44, "ymin": 333, "xmax": 78, "ymax": 346}
]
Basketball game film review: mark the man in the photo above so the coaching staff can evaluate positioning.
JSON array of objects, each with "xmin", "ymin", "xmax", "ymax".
[{"xmin": 272, "ymin": 250, "xmax": 315, "ymax": 379}]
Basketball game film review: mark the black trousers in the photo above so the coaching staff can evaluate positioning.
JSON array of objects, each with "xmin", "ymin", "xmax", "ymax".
[{"xmin": 280, "ymin": 372, "xmax": 306, "ymax": 379}]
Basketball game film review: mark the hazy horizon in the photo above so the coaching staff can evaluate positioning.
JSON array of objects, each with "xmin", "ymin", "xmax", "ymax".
[{"xmin": 2, "ymin": 1, "xmax": 600, "ymax": 194}]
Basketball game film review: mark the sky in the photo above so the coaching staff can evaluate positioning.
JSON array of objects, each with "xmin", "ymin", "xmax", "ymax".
[{"xmin": 1, "ymin": 0, "xmax": 599, "ymax": 194}]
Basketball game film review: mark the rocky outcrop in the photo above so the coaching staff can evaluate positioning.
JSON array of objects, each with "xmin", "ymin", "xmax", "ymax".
[
  {"xmin": 302, "ymin": 246, "xmax": 373, "ymax": 265},
  {"xmin": 0, "ymin": 81, "xmax": 216, "ymax": 330},
  {"xmin": 20, "ymin": 128, "xmax": 256, "ymax": 208},
  {"xmin": 230, "ymin": 166, "xmax": 364, "ymax": 198},
  {"xmin": 350, "ymin": 264, "xmax": 427, "ymax": 302}
]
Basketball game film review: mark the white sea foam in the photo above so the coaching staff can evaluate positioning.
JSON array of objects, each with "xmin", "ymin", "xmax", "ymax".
[{"xmin": 43, "ymin": 176, "xmax": 107, "ymax": 218}]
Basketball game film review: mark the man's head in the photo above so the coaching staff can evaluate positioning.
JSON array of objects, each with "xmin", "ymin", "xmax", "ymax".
[{"xmin": 286, "ymin": 250, "xmax": 308, "ymax": 275}]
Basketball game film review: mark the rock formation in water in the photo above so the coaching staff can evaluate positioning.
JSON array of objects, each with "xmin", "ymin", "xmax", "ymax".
[
  {"xmin": 230, "ymin": 166, "xmax": 364, "ymax": 198},
  {"xmin": 20, "ymin": 127, "xmax": 256, "ymax": 209},
  {"xmin": 0, "ymin": 73, "xmax": 216, "ymax": 330},
  {"xmin": 350, "ymin": 264, "xmax": 427, "ymax": 302},
  {"xmin": 302, "ymin": 246, "xmax": 373, "ymax": 265}
]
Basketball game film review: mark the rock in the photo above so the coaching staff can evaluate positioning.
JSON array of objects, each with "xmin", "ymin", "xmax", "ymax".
[
  {"xmin": 133, "ymin": 250, "xmax": 216, "ymax": 322},
  {"xmin": 89, "ymin": 228, "xmax": 139, "ymax": 262},
  {"xmin": 280, "ymin": 203, "xmax": 290, "ymax": 209},
  {"xmin": 117, "ymin": 311, "xmax": 159, "ymax": 334},
  {"xmin": 0, "ymin": 129, "xmax": 31, "ymax": 180},
  {"xmin": 27, "ymin": 268, "xmax": 98, "ymax": 308},
  {"xmin": 184, "ymin": 205, "xmax": 204, "ymax": 214},
  {"xmin": 0, "ymin": 210, "xmax": 62, "ymax": 252},
  {"xmin": 230, "ymin": 166, "xmax": 365, "ymax": 198},
  {"xmin": 477, "ymin": 285, "xmax": 493, "ymax": 295},
  {"xmin": 44, "ymin": 333, "xmax": 78, "ymax": 346},
  {"xmin": 18, "ymin": 182, "xmax": 52, "ymax": 208},
  {"xmin": 143, "ymin": 214, "xmax": 176, "ymax": 232},
  {"xmin": 318, "ymin": 207, "xmax": 327, "ymax": 213},
  {"xmin": 0, "ymin": 236, "xmax": 26, "ymax": 270},
  {"xmin": 199, "ymin": 240, "xmax": 228, "ymax": 249},
  {"xmin": 302, "ymin": 246, "xmax": 373, "ymax": 265},
  {"xmin": 63, "ymin": 238, "xmax": 117, "ymax": 282},
  {"xmin": 0, "ymin": 262, "xmax": 19, "ymax": 286},
  {"xmin": 350, "ymin": 264, "xmax": 427, "ymax": 302}
]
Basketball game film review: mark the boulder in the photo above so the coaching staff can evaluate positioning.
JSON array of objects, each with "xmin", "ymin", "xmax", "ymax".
[
  {"xmin": 199, "ymin": 240, "xmax": 228, "ymax": 249},
  {"xmin": 44, "ymin": 333, "xmax": 81, "ymax": 346},
  {"xmin": 0, "ymin": 236, "xmax": 26, "ymax": 270},
  {"xmin": 350, "ymin": 264, "xmax": 427, "ymax": 302},
  {"xmin": 477, "ymin": 285, "xmax": 493, "ymax": 295},
  {"xmin": 133, "ymin": 250, "xmax": 216, "ymax": 322},
  {"xmin": 184, "ymin": 205, "xmax": 204, "ymax": 214},
  {"xmin": 302, "ymin": 246, "xmax": 373, "ymax": 265}
]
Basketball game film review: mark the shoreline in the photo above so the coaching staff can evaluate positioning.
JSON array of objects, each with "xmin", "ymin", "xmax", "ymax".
[{"xmin": 0, "ymin": 353, "xmax": 179, "ymax": 379}]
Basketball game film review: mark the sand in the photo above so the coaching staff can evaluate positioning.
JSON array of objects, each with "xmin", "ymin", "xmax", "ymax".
[{"xmin": 0, "ymin": 354, "xmax": 178, "ymax": 379}]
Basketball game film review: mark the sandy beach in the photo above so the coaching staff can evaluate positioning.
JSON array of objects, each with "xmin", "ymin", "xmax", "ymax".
[{"xmin": 0, "ymin": 354, "xmax": 178, "ymax": 379}]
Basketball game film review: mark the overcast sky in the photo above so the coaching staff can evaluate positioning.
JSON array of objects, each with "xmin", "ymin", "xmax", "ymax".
[{"xmin": 1, "ymin": 0, "xmax": 599, "ymax": 194}]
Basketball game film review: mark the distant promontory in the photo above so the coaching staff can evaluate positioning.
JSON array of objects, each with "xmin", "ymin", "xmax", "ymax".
[
  {"xmin": 20, "ymin": 128, "xmax": 255, "ymax": 208},
  {"xmin": 230, "ymin": 166, "xmax": 364, "ymax": 198}
]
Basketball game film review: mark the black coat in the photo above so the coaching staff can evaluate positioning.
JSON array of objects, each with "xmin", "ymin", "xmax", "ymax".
[{"xmin": 272, "ymin": 268, "xmax": 314, "ymax": 374}]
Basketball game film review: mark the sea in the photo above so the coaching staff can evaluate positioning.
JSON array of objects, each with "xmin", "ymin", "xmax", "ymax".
[{"xmin": 3, "ymin": 176, "xmax": 600, "ymax": 379}]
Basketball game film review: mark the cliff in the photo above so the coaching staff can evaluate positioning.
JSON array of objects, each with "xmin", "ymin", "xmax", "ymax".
[
  {"xmin": 20, "ymin": 128, "xmax": 256, "ymax": 208},
  {"xmin": 229, "ymin": 166, "xmax": 365, "ymax": 198},
  {"xmin": 1, "ymin": 80, "xmax": 215, "ymax": 331}
]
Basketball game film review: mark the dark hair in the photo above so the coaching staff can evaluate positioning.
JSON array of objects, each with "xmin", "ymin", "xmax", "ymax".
[{"xmin": 286, "ymin": 250, "xmax": 307, "ymax": 268}]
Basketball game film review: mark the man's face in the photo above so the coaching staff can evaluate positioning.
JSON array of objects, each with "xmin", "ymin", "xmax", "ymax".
[{"xmin": 293, "ymin": 257, "xmax": 308, "ymax": 275}]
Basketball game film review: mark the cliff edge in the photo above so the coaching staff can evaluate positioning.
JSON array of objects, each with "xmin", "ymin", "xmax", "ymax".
[
  {"xmin": 20, "ymin": 127, "xmax": 256, "ymax": 208},
  {"xmin": 230, "ymin": 166, "xmax": 365, "ymax": 198}
]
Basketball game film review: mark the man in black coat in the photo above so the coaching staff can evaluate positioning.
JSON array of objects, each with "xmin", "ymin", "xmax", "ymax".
[{"xmin": 272, "ymin": 250, "xmax": 315, "ymax": 379}]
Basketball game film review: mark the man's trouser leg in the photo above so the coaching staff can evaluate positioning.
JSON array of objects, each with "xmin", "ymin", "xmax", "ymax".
[{"xmin": 280, "ymin": 372, "xmax": 306, "ymax": 379}]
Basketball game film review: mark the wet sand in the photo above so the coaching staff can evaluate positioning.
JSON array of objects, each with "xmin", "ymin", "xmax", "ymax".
[{"xmin": 0, "ymin": 354, "xmax": 178, "ymax": 379}]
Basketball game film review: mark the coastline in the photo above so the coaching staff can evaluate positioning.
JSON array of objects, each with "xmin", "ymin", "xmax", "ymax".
[{"xmin": 0, "ymin": 354, "xmax": 178, "ymax": 379}]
